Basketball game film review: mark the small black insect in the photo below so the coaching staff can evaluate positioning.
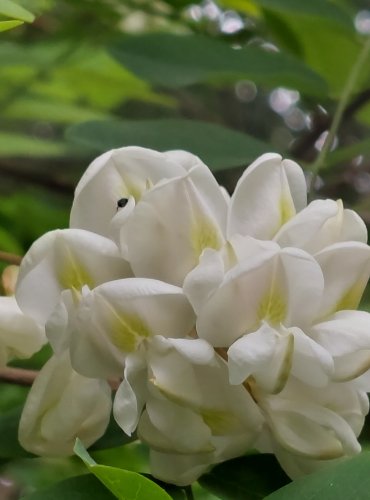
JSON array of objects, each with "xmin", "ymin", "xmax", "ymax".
[{"xmin": 117, "ymin": 198, "xmax": 129, "ymax": 209}]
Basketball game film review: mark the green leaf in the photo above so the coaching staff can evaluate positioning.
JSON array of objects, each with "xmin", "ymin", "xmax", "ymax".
[
  {"xmin": 259, "ymin": 1, "xmax": 364, "ymax": 96},
  {"xmin": 0, "ymin": 0, "xmax": 34, "ymax": 22},
  {"xmin": 257, "ymin": 0, "xmax": 353, "ymax": 30},
  {"xmin": 109, "ymin": 34, "xmax": 327, "ymax": 97},
  {"xmin": 0, "ymin": 132, "xmax": 71, "ymax": 158},
  {"xmin": 0, "ymin": 19, "xmax": 23, "ymax": 31},
  {"xmin": 22, "ymin": 473, "xmax": 115, "ymax": 500},
  {"xmin": 74, "ymin": 439, "xmax": 172, "ymax": 500},
  {"xmin": 0, "ymin": 405, "xmax": 33, "ymax": 458},
  {"xmin": 67, "ymin": 119, "xmax": 272, "ymax": 171},
  {"xmin": 89, "ymin": 415, "xmax": 137, "ymax": 452},
  {"xmin": 265, "ymin": 452, "xmax": 370, "ymax": 499},
  {"xmin": 198, "ymin": 454, "xmax": 290, "ymax": 499}
]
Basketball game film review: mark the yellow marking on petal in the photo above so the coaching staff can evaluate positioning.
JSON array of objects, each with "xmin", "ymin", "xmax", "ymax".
[
  {"xmin": 146, "ymin": 177, "xmax": 154, "ymax": 190},
  {"xmin": 271, "ymin": 333, "xmax": 294, "ymax": 394},
  {"xmin": 201, "ymin": 409, "xmax": 240, "ymax": 435},
  {"xmin": 225, "ymin": 241, "xmax": 238, "ymax": 268},
  {"xmin": 191, "ymin": 218, "xmax": 223, "ymax": 258},
  {"xmin": 99, "ymin": 296, "xmax": 151, "ymax": 353},
  {"xmin": 334, "ymin": 280, "xmax": 365, "ymax": 312},
  {"xmin": 258, "ymin": 290, "xmax": 287, "ymax": 325},
  {"xmin": 57, "ymin": 241, "xmax": 95, "ymax": 291},
  {"xmin": 279, "ymin": 195, "xmax": 295, "ymax": 226}
]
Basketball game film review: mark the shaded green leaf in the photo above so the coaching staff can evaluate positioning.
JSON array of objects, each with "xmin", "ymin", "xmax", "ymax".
[
  {"xmin": 89, "ymin": 415, "xmax": 137, "ymax": 452},
  {"xmin": 260, "ymin": 2, "xmax": 363, "ymax": 96},
  {"xmin": 109, "ymin": 34, "xmax": 327, "ymax": 97},
  {"xmin": 199, "ymin": 454, "xmax": 290, "ymax": 500},
  {"xmin": 0, "ymin": 405, "xmax": 33, "ymax": 458},
  {"xmin": 265, "ymin": 452, "xmax": 370, "ymax": 499},
  {"xmin": 257, "ymin": 0, "xmax": 353, "ymax": 30},
  {"xmin": 324, "ymin": 139, "xmax": 370, "ymax": 169},
  {"xmin": 22, "ymin": 473, "xmax": 115, "ymax": 500},
  {"xmin": 0, "ymin": 0, "xmax": 34, "ymax": 22},
  {"xmin": 67, "ymin": 119, "xmax": 272, "ymax": 171},
  {"xmin": 74, "ymin": 439, "xmax": 172, "ymax": 500}
]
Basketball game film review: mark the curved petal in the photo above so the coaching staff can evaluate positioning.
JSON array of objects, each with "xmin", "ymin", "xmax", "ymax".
[
  {"xmin": 16, "ymin": 229, "xmax": 131, "ymax": 326},
  {"xmin": 314, "ymin": 242, "xmax": 370, "ymax": 319},
  {"xmin": 228, "ymin": 323, "xmax": 294, "ymax": 395},
  {"xmin": 290, "ymin": 327, "xmax": 333, "ymax": 387},
  {"xmin": 0, "ymin": 296, "xmax": 45, "ymax": 366},
  {"xmin": 274, "ymin": 199, "xmax": 366, "ymax": 254},
  {"xmin": 113, "ymin": 352, "xmax": 147, "ymax": 436},
  {"xmin": 70, "ymin": 147, "xmax": 187, "ymax": 236},
  {"xmin": 228, "ymin": 153, "xmax": 307, "ymax": 240},
  {"xmin": 120, "ymin": 165, "xmax": 226, "ymax": 285},
  {"xmin": 19, "ymin": 352, "xmax": 112, "ymax": 457}
]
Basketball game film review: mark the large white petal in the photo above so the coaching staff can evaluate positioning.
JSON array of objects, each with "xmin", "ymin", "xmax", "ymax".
[
  {"xmin": 120, "ymin": 165, "xmax": 226, "ymax": 286},
  {"xmin": 16, "ymin": 229, "xmax": 131, "ymax": 326},
  {"xmin": 70, "ymin": 147, "xmax": 187, "ymax": 237},
  {"xmin": 315, "ymin": 242, "xmax": 370, "ymax": 319},
  {"xmin": 19, "ymin": 352, "xmax": 112, "ymax": 456},
  {"xmin": 228, "ymin": 153, "xmax": 306, "ymax": 240}
]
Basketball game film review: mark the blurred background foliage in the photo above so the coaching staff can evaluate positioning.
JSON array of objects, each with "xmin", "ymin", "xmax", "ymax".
[{"xmin": 1, "ymin": 0, "xmax": 370, "ymax": 498}]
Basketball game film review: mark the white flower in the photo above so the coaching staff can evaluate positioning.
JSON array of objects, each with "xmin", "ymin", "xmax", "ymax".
[
  {"xmin": 227, "ymin": 153, "xmax": 367, "ymax": 253},
  {"xmin": 116, "ymin": 336, "xmax": 263, "ymax": 486},
  {"xmin": 0, "ymin": 296, "xmax": 45, "ymax": 367},
  {"xmin": 18, "ymin": 351, "xmax": 112, "ymax": 456},
  {"xmin": 254, "ymin": 378, "xmax": 368, "ymax": 478},
  {"xmin": 70, "ymin": 277, "xmax": 196, "ymax": 379}
]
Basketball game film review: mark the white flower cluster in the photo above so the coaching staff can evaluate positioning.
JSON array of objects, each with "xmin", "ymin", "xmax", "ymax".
[{"xmin": 13, "ymin": 148, "xmax": 370, "ymax": 485}]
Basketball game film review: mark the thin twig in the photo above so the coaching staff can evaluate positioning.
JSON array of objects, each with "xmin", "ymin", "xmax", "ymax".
[
  {"xmin": 0, "ymin": 251, "xmax": 22, "ymax": 265},
  {"xmin": 0, "ymin": 366, "xmax": 38, "ymax": 386},
  {"xmin": 308, "ymin": 36, "xmax": 370, "ymax": 193},
  {"xmin": 0, "ymin": 365, "xmax": 120, "ymax": 390},
  {"xmin": 184, "ymin": 486, "xmax": 195, "ymax": 500}
]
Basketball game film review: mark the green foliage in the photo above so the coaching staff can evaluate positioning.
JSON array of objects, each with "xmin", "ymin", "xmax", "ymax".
[
  {"xmin": 67, "ymin": 119, "xmax": 271, "ymax": 170},
  {"xmin": 265, "ymin": 453, "xmax": 370, "ymax": 499},
  {"xmin": 74, "ymin": 439, "xmax": 172, "ymax": 500},
  {"xmin": 22, "ymin": 473, "xmax": 116, "ymax": 500},
  {"xmin": 110, "ymin": 34, "xmax": 327, "ymax": 96},
  {"xmin": 198, "ymin": 454, "xmax": 290, "ymax": 499}
]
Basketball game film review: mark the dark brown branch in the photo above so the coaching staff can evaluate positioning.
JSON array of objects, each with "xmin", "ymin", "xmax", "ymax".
[
  {"xmin": 291, "ymin": 88, "xmax": 370, "ymax": 160},
  {"xmin": 0, "ymin": 251, "xmax": 22, "ymax": 265},
  {"xmin": 0, "ymin": 366, "xmax": 120, "ymax": 390}
]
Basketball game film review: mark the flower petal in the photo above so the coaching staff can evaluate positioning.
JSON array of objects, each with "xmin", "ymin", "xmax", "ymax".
[
  {"xmin": 120, "ymin": 165, "xmax": 226, "ymax": 285},
  {"xmin": 314, "ymin": 242, "xmax": 370, "ymax": 319},
  {"xmin": 228, "ymin": 153, "xmax": 306, "ymax": 239},
  {"xmin": 19, "ymin": 352, "xmax": 112, "ymax": 456},
  {"xmin": 16, "ymin": 229, "xmax": 130, "ymax": 325}
]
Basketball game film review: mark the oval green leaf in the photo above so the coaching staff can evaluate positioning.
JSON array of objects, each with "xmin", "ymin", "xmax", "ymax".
[
  {"xmin": 109, "ymin": 34, "xmax": 327, "ymax": 97},
  {"xmin": 74, "ymin": 439, "xmax": 172, "ymax": 500},
  {"xmin": 67, "ymin": 119, "xmax": 272, "ymax": 171},
  {"xmin": 0, "ymin": 0, "xmax": 34, "ymax": 22},
  {"xmin": 265, "ymin": 452, "xmax": 370, "ymax": 500}
]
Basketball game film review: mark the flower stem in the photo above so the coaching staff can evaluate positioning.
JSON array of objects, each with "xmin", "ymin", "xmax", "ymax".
[{"xmin": 309, "ymin": 35, "xmax": 370, "ymax": 193}]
